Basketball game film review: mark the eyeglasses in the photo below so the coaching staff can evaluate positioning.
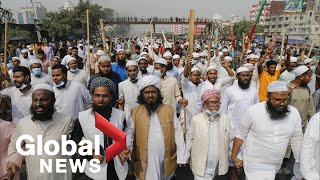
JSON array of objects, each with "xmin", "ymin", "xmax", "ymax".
[
  {"xmin": 93, "ymin": 94, "xmax": 111, "ymax": 99},
  {"xmin": 205, "ymin": 101, "xmax": 220, "ymax": 106},
  {"xmin": 270, "ymin": 97, "xmax": 289, "ymax": 104}
]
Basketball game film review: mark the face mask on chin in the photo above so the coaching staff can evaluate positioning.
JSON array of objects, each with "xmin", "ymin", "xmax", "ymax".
[
  {"xmin": 54, "ymin": 79, "xmax": 66, "ymax": 88},
  {"xmin": 69, "ymin": 68, "xmax": 79, "ymax": 73},
  {"xmin": 205, "ymin": 109, "xmax": 219, "ymax": 116},
  {"xmin": 18, "ymin": 81, "xmax": 27, "ymax": 90},
  {"xmin": 153, "ymin": 70, "xmax": 163, "ymax": 78}
]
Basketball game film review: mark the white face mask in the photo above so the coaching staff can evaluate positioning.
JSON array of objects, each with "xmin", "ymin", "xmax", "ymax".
[
  {"xmin": 153, "ymin": 70, "xmax": 162, "ymax": 78},
  {"xmin": 54, "ymin": 80, "xmax": 65, "ymax": 88},
  {"xmin": 205, "ymin": 109, "xmax": 219, "ymax": 116},
  {"xmin": 69, "ymin": 68, "xmax": 79, "ymax": 73},
  {"xmin": 192, "ymin": 60, "xmax": 199, "ymax": 65},
  {"xmin": 310, "ymin": 65, "xmax": 316, "ymax": 72},
  {"xmin": 200, "ymin": 59, "xmax": 206, "ymax": 64},
  {"xmin": 18, "ymin": 82, "xmax": 27, "ymax": 90}
]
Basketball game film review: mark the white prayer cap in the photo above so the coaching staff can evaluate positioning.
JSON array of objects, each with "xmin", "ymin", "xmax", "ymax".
[
  {"xmin": 173, "ymin": 54, "xmax": 180, "ymax": 59},
  {"xmin": 26, "ymin": 45, "xmax": 31, "ymax": 49},
  {"xmin": 224, "ymin": 56, "xmax": 232, "ymax": 61},
  {"xmin": 28, "ymin": 48, "xmax": 33, "ymax": 51},
  {"xmin": 304, "ymin": 58, "xmax": 312, "ymax": 65},
  {"xmin": 191, "ymin": 67, "xmax": 201, "ymax": 73},
  {"xmin": 96, "ymin": 50, "xmax": 105, "ymax": 56},
  {"xmin": 140, "ymin": 52, "xmax": 148, "ymax": 57},
  {"xmin": 218, "ymin": 52, "xmax": 223, "ymax": 57},
  {"xmin": 163, "ymin": 51, "xmax": 172, "ymax": 58},
  {"xmin": 89, "ymin": 45, "xmax": 93, "ymax": 49},
  {"xmin": 66, "ymin": 56, "xmax": 76, "ymax": 64},
  {"xmin": 79, "ymin": 43, "xmax": 83, "ymax": 46},
  {"xmin": 138, "ymin": 57, "xmax": 147, "ymax": 62},
  {"xmin": 277, "ymin": 56, "xmax": 285, "ymax": 60},
  {"xmin": 155, "ymin": 58, "xmax": 167, "ymax": 66},
  {"xmin": 206, "ymin": 65, "xmax": 217, "ymax": 74},
  {"xmin": 116, "ymin": 49, "xmax": 125, "ymax": 54},
  {"xmin": 290, "ymin": 57, "xmax": 298, "ymax": 63},
  {"xmin": 192, "ymin": 52, "xmax": 200, "ymax": 58},
  {"xmin": 293, "ymin": 65, "xmax": 309, "ymax": 77},
  {"xmin": 243, "ymin": 63, "xmax": 254, "ymax": 71},
  {"xmin": 199, "ymin": 52, "xmax": 205, "ymax": 57},
  {"xmin": 236, "ymin": 67, "xmax": 249, "ymax": 74},
  {"xmin": 137, "ymin": 75, "xmax": 161, "ymax": 91},
  {"xmin": 205, "ymin": 45, "xmax": 208, "ymax": 48},
  {"xmin": 68, "ymin": 46, "xmax": 72, "ymax": 50},
  {"xmin": 246, "ymin": 50, "xmax": 252, "ymax": 54},
  {"xmin": 33, "ymin": 84, "xmax": 54, "ymax": 93},
  {"xmin": 222, "ymin": 48, "xmax": 228, "ymax": 53},
  {"xmin": 98, "ymin": 55, "xmax": 111, "ymax": 63},
  {"xmin": 21, "ymin": 49, "xmax": 28, "ymax": 53},
  {"xmin": 30, "ymin": 59, "xmax": 42, "ymax": 65},
  {"xmin": 167, "ymin": 43, "xmax": 172, "ymax": 49},
  {"xmin": 267, "ymin": 81, "xmax": 288, "ymax": 92},
  {"xmin": 253, "ymin": 55, "xmax": 260, "ymax": 59},
  {"xmin": 126, "ymin": 60, "xmax": 138, "ymax": 67},
  {"xmin": 153, "ymin": 44, "xmax": 159, "ymax": 49},
  {"xmin": 12, "ymin": 57, "xmax": 20, "ymax": 61},
  {"xmin": 196, "ymin": 44, "xmax": 201, "ymax": 49},
  {"xmin": 246, "ymin": 54, "xmax": 255, "ymax": 60}
]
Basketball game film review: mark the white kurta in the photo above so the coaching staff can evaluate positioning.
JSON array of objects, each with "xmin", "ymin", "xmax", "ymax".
[
  {"xmin": 7, "ymin": 112, "xmax": 74, "ymax": 180},
  {"xmin": 67, "ymin": 69, "xmax": 89, "ymax": 86},
  {"xmin": 144, "ymin": 111, "xmax": 186, "ymax": 180},
  {"xmin": 19, "ymin": 57, "xmax": 30, "ymax": 68},
  {"xmin": 236, "ymin": 102, "xmax": 303, "ymax": 180},
  {"xmin": 30, "ymin": 73, "xmax": 53, "ymax": 87},
  {"xmin": 118, "ymin": 79, "xmax": 139, "ymax": 118},
  {"xmin": 1, "ymin": 87, "xmax": 33, "ymax": 124},
  {"xmin": 53, "ymin": 80, "xmax": 91, "ymax": 119},
  {"xmin": 161, "ymin": 76, "xmax": 182, "ymax": 109},
  {"xmin": 300, "ymin": 112, "xmax": 320, "ymax": 179},
  {"xmin": 307, "ymin": 73, "xmax": 316, "ymax": 95},
  {"xmin": 166, "ymin": 67, "xmax": 179, "ymax": 79},
  {"xmin": 278, "ymin": 70, "xmax": 296, "ymax": 85}
]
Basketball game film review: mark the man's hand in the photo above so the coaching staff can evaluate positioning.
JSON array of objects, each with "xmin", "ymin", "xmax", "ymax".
[
  {"xmin": 119, "ymin": 148, "xmax": 131, "ymax": 166},
  {"xmin": 2, "ymin": 162, "xmax": 19, "ymax": 180},
  {"xmin": 117, "ymin": 98, "xmax": 125, "ymax": 106},
  {"xmin": 232, "ymin": 157, "xmax": 243, "ymax": 169},
  {"xmin": 178, "ymin": 98, "xmax": 188, "ymax": 107},
  {"xmin": 92, "ymin": 154, "xmax": 104, "ymax": 163},
  {"xmin": 0, "ymin": 169, "xmax": 14, "ymax": 180}
]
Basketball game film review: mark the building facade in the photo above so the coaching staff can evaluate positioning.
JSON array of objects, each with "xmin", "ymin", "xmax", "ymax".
[
  {"xmin": 18, "ymin": 2, "xmax": 47, "ymax": 24},
  {"xmin": 249, "ymin": 0, "xmax": 272, "ymax": 25}
]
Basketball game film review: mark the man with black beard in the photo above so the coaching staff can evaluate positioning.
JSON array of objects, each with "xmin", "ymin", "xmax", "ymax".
[
  {"xmin": 129, "ymin": 75, "xmax": 186, "ymax": 180},
  {"xmin": 231, "ymin": 81, "xmax": 303, "ymax": 180},
  {"xmin": 6, "ymin": 84, "xmax": 74, "ymax": 180},
  {"xmin": 163, "ymin": 51, "xmax": 179, "ymax": 79},
  {"xmin": 112, "ymin": 49, "xmax": 127, "ymax": 81},
  {"xmin": 71, "ymin": 77, "xmax": 133, "ymax": 180},
  {"xmin": 220, "ymin": 67, "xmax": 259, "ymax": 179},
  {"xmin": 288, "ymin": 65, "xmax": 316, "ymax": 132}
]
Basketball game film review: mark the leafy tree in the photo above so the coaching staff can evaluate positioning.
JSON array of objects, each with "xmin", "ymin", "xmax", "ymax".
[
  {"xmin": 8, "ymin": 27, "xmax": 32, "ymax": 41},
  {"xmin": 233, "ymin": 19, "xmax": 264, "ymax": 40},
  {"xmin": 0, "ymin": 2, "xmax": 15, "ymax": 24}
]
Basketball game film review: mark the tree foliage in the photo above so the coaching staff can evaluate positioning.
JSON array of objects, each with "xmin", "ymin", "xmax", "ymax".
[
  {"xmin": 233, "ymin": 19, "xmax": 264, "ymax": 40},
  {"xmin": 0, "ymin": 1, "xmax": 15, "ymax": 23},
  {"xmin": 42, "ymin": 0, "xmax": 128, "ymax": 39},
  {"xmin": 8, "ymin": 27, "xmax": 32, "ymax": 41}
]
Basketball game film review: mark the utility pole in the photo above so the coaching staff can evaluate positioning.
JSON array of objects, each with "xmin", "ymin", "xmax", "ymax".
[{"xmin": 30, "ymin": 0, "xmax": 41, "ymax": 42}]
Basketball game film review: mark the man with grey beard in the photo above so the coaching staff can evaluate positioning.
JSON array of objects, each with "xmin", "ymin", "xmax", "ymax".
[{"xmin": 230, "ymin": 81, "xmax": 303, "ymax": 180}]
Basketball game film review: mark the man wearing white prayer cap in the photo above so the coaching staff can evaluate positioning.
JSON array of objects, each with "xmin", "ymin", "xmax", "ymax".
[
  {"xmin": 278, "ymin": 56, "xmax": 298, "ymax": 85},
  {"xmin": 112, "ymin": 48, "xmax": 128, "ymax": 81},
  {"xmin": 118, "ymin": 60, "xmax": 140, "ymax": 118},
  {"xmin": 67, "ymin": 56, "xmax": 88, "ymax": 86},
  {"xmin": 8, "ymin": 57, "xmax": 21, "ymax": 86},
  {"xmin": 19, "ymin": 49, "xmax": 30, "ymax": 68},
  {"xmin": 172, "ymin": 54, "xmax": 184, "ymax": 75},
  {"xmin": 231, "ymin": 80, "xmax": 303, "ymax": 180},
  {"xmin": 6, "ymin": 83, "xmax": 75, "ymax": 180},
  {"xmin": 304, "ymin": 58, "xmax": 317, "ymax": 94},
  {"xmin": 29, "ymin": 58, "xmax": 52, "ymax": 87},
  {"xmin": 162, "ymin": 52, "xmax": 179, "ymax": 79},
  {"xmin": 288, "ymin": 65, "xmax": 316, "ymax": 131},
  {"xmin": 137, "ymin": 57, "xmax": 151, "ymax": 78},
  {"xmin": 149, "ymin": 44, "xmax": 162, "ymax": 62},
  {"xmin": 222, "ymin": 48, "xmax": 229, "ymax": 57},
  {"xmin": 129, "ymin": 75, "xmax": 186, "ymax": 180}
]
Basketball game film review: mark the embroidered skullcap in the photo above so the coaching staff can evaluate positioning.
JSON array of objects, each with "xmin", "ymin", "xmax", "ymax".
[
  {"xmin": 97, "ymin": 55, "xmax": 111, "ymax": 63},
  {"xmin": 267, "ymin": 81, "xmax": 288, "ymax": 92},
  {"xmin": 293, "ymin": 65, "xmax": 309, "ymax": 77},
  {"xmin": 137, "ymin": 75, "xmax": 161, "ymax": 92},
  {"xmin": 126, "ymin": 60, "xmax": 138, "ymax": 67},
  {"xmin": 66, "ymin": 56, "xmax": 76, "ymax": 65},
  {"xmin": 155, "ymin": 58, "xmax": 167, "ymax": 66},
  {"xmin": 163, "ymin": 51, "xmax": 172, "ymax": 58},
  {"xmin": 173, "ymin": 54, "xmax": 180, "ymax": 59},
  {"xmin": 201, "ymin": 89, "xmax": 221, "ymax": 103},
  {"xmin": 96, "ymin": 50, "xmax": 105, "ymax": 56},
  {"xmin": 236, "ymin": 67, "xmax": 249, "ymax": 74},
  {"xmin": 90, "ymin": 77, "xmax": 115, "ymax": 94},
  {"xmin": 30, "ymin": 59, "xmax": 42, "ymax": 65},
  {"xmin": 33, "ymin": 84, "xmax": 54, "ymax": 93}
]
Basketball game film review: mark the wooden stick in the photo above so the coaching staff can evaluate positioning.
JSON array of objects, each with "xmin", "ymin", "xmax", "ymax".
[
  {"xmin": 187, "ymin": 9, "xmax": 195, "ymax": 60},
  {"xmin": 162, "ymin": 30, "xmax": 167, "ymax": 47},
  {"xmin": 99, "ymin": 18, "xmax": 107, "ymax": 55},
  {"xmin": 3, "ymin": 20, "xmax": 8, "ymax": 74},
  {"xmin": 109, "ymin": 35, "xmax": 112, "ymax": 55},
  {"xmin": 207, "ymin": 35, "xmax": 212, "ymax": 66},
  {"xmin": 307, "ymin": 31, "xmax": 318, "ymax": 58},
  {"xmin": 183, "ymin": 106, "xmax": 187, "ymax": 137},
  {"xmin": 86, "ymin": 9, "xmax": 91, "ymax": 76},
  {"xmin": 279, "ymin": 28, "xmax": 286, "ymax": 66}
]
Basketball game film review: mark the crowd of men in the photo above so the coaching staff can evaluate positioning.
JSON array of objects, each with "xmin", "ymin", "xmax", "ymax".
[{"xmin": 0, "ymin": 36, "xmax": 319, "ymax": 180}]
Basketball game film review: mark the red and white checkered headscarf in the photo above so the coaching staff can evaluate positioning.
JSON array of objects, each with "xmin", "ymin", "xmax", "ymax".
[{"xmin": 201, "ymin": 89, "xmax": 221, "ymax": 103}]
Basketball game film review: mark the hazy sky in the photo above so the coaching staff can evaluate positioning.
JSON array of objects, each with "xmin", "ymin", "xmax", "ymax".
[{"xmin": 3, "ymin": 0, "xmax": 260, "ymax": 34}]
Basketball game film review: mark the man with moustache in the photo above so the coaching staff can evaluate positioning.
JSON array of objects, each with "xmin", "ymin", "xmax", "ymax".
[
  {"xmin": 112, "ymin": 49, "xmax": 127, "ymax": 81},
  {"xmin": 163, "ymin": 51, "xmax": 179, "ymax": 79},
  {"xmin": 5, "ymin": 84, "xmax": 74, "ymax": 180},
  {"xmin": 129, "ymin": 75, "xmax": 186, "ymax": 180},
  {"xmin": 137, "ymin": 57, "xmax": 151, "ymax": 78},
  {"xmin": 1, "ymin": 66, "xmax": 33, "ymax": 124},
  {"xmin": 71, "ymin": 77, "xmax": 133, "ymax": 180},
  {"xmin": 231, "ymin": 81, "xmax": 303, "ymax": 180}
]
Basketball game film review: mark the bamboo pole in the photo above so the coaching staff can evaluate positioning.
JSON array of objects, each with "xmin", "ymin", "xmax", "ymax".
[
  {"xmin": 187, "ymin": 9, "xmax": 195, "ymax": 59},
  {"xmin": 86, "ymin": 9, "xmax": 91, "ymax": 76},
  {"xmin": 109, "ymin": 35, "xmax": 112, "ymax": 55},
  {"xmin": 207, "ymin": 36, "xmax": 212, "ymax": 66},
  {"xmin": 184, "ymin": 106, "xmax": 187, "ymax": 137},
  {"xmin": 99, "ymin": 18, "xmax": 107, "ymax": 55},
  {"xmin": 3, "ymin": 20, "xmax": 8, "ymax": 74},
  {"xmin": 307, "ymin": 31, "xmax": 318, "ymax": 58},
  {"xmin": 279, "ymin": 28, "xmax": 286, "ymax": 66},
  {"xmin": 162, "ymin": 30, "xmax": 167, "ymax": 47}
]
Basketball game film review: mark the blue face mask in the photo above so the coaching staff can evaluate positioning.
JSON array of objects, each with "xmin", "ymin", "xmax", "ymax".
[
  {"xmin": 153, "ymin": 70, "xmax": 162, "ymax": 78},
  {"xmin": 70, "ymin": 68, "xmax": 79, "ymax": 73},
  {"xmin": 32, "ymin": 68, "xmax": 41, "ymax": 77},
  {"xmin": 310, "ymin": 66, "xmax": 316, "ymax": 72},
  {"xmin": 205, "ymin": 109, "xmax": 219, "ymax": 116},
  {"xmin": 192, "ymin": 60, "xmax": 199, "ymax": 65}
]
